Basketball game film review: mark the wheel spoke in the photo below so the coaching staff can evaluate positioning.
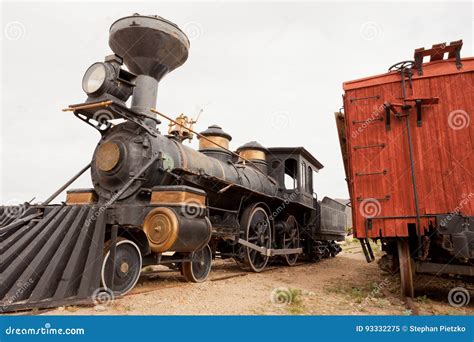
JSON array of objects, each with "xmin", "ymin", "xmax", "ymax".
[
  {"xmin": 182, "ymin": 245, "xmax": 212, "ymax": 283},
  {"xmin": 243, "ymin": 207, "xmax": 272, "ymax": 272},
  {"xmin": 102, "ymin": 240, "xmax": 142, "ymax": 295},
  {"xmin": 282, "ymin": 216, "xmax": 300, "ymax": 266},
  {"xmin": 250, "ymin": 249, "xmax": 258, "ymax": 258}
]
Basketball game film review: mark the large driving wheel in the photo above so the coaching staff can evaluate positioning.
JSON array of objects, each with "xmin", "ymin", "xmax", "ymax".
[
  {"xmin": 182, "ymin": 244, "xmax": 212, "ymax": 283},
  {"xmin": 241, "ymin": 204, "xmax": 272, "ymax": 272},
  {"xmin": 101, "ymin": 239, "xmax": 142, "ymax": 296},
  {"xmin": 283, "ymin": 215, "xmax": 300, "ymax": 266}
]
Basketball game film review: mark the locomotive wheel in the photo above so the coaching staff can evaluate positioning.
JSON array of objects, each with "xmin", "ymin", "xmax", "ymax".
[
  {"xmin": 182, "ymin": 245, "xmax": 212, "ymax": 283},
  {"xmin": 101, "ymin": 239, "xmax": 142, "ymax": 296},
  {"xmin": 241, "ymin": 205, "xmax": 271, "ymax": 272},
  {"xmin": 283, "ymin": 215, "xmax": 300, "ymax": 266},
  {"xmin": 397, "ymin": 238, "xmax": 414, "ymax": 298}
]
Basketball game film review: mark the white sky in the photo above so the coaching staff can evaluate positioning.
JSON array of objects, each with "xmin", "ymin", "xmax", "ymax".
[{"xmin": 1, "ymin": 0, "xmax": 472, "ymax": 203}]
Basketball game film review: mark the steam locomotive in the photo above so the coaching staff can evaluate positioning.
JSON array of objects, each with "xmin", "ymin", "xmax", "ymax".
[{"xmin": 0, "ymin": 14, "xmax": 345, "ymax": 310}]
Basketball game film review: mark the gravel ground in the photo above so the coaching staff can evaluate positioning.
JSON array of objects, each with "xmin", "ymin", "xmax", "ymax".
[{"xmin": 41, "ymin": 241, "xmax": 474, "ymax": 316}]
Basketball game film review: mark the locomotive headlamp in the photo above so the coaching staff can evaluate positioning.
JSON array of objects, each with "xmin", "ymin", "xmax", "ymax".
[
  {"xmin": 81, "ymin": 55, "xmax": 136, "ymax": 102},
  {"xmin": 82, "ymin": 63, "xmax": 107, "ymax": 94}
]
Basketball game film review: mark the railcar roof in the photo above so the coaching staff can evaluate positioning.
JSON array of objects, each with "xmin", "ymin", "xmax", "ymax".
[{"xmin": 343, "ymin": 57, "xmax": 474, "ymax": 91}]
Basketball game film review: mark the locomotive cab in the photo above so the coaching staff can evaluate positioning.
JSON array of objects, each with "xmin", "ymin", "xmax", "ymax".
[
  {"xmin": 267, "ymin": 147, "xmax": 323, "ymax": 209},
  {"xmin": 266, "ymin": 148, "xmax": 346, "ymax": 243}
]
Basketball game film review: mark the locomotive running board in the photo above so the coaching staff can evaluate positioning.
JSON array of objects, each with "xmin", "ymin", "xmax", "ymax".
[
  {"xmin": 237, "ymin": 238, "xmax": 303, "ymax": 257},
  {"xmin": 0, "ymin": 204, "xmax": 106, "ymax": 313}
]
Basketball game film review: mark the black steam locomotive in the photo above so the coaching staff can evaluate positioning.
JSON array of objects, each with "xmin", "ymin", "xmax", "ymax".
[{"xmin": 0, "ymin": 14, "xmax": 345, "ymax": 310}]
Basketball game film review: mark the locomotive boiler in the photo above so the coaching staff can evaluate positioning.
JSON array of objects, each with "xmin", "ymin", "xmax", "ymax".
[{"xmin": 0, "ymin": 14, "xmax": 346, "ymax": 311}]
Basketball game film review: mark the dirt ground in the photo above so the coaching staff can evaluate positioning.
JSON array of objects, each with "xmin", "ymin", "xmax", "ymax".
[{"xmin": 43, "ymin": 241, "xmax": 474, "ymax": 316}]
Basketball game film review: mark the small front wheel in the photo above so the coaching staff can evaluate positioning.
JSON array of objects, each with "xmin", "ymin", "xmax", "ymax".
[
  {"xmin": 182, "ymin": 245, "xmax": 212, "ymax": 283},
  {"xmin": 101, "ymin": 239, "xmax": 142, "ymax": 296}
]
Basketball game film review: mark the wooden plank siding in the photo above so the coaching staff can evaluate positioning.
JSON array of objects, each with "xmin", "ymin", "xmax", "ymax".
[{"xmin": 342, "ymin": 58, "xmax": 474, "ymax": 238}]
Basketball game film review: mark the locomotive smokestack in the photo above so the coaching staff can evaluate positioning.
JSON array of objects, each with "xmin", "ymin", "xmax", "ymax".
[{"xmin": 109, "ymin": 14, "xmax": 190, "ymax": 118}]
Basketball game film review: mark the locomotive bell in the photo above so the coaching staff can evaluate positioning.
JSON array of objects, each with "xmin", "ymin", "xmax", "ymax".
[{"xmin": 109, "ymin": 14, "xmax": 190, "ymax": 117}]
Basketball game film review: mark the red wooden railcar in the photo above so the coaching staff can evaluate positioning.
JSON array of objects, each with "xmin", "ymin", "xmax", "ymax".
[{"xmin": 336, "ymin": 41, "xmax": 474, "ymax": 297}]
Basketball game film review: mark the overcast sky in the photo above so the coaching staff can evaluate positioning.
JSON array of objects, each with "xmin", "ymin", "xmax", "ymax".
[{"xmin": 1, "ymin": 0, "xmax": 472, "ymax": 204}]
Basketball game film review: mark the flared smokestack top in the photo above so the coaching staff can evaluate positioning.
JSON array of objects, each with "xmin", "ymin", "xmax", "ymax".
[
  {"xmin": 109, "ymin": 14, "xmax": 190, "ymax": 116},
  {"xmin": 109, "ymin": 14, "xmax": 189, "ymax": 79}
]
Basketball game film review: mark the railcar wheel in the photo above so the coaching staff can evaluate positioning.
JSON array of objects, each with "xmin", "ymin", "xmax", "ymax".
[
  {"xmin": 182, "ymin": 245, "xmax": 212, "ymax": 283},
  {"xmin": 283, "ymin": 216, "xmax": 300, "ymax": 266},
  {"xmin": 242, "ymin": 205, "xmax": 271, "ymax": 272},
  {"xmin": 397, "ymin": 238, "xmax": 414, "ymax": 298},
  {"xmin": 101, "ymin": 239, "xmax": 142, "ymax": 296}
]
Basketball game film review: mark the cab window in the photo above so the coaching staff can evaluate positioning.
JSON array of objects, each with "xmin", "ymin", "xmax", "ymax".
[{"xmin": 284, "ymin": 158, "xmax": 298, "ymax": 190}]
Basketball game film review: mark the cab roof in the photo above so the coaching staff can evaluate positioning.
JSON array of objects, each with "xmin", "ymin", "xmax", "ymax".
[{"xmin": 267, "ymin": 147, "xmax": 324, "ymax": 170}]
